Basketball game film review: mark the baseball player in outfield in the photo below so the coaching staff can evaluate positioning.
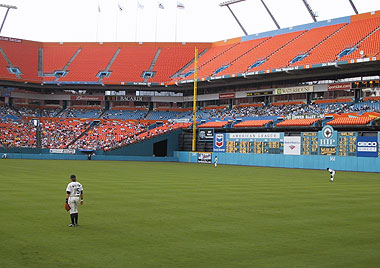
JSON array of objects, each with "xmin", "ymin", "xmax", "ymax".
[
  {"xmin": 214, "ymin": 156, "xmax": 218, "ymax": 168},
  {"xmin": 327, "ymin": 168, "xmax": 336, "ymax": 182},
  {"xmin": 65, "ymin": 175, "xmax": 84, "ymax": 227}
]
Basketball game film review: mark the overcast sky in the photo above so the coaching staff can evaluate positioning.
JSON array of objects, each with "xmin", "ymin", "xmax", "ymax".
[{"xmin": 0, "ymin": 0, "xmax": 379, "ymax": 43}]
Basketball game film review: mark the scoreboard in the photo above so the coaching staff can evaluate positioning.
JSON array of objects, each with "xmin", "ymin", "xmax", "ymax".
[
  {"xmin": 338, "ymin": 132, "xmax": 357, "ymax": 156},
  {"xmin": 213, "ymin": 130, "xmax": 376, "ymax": 157},
  {"xmin": 225, "ymin": 133, "xmax": 284, "ymax": 154},
  {"xmin": 301, "ymin": 132, "xmax": 319, "ymax": 155}
]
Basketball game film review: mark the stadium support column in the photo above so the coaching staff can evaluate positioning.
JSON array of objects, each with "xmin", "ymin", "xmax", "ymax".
[{"xmin": 192, "ymin": 48, "xmax": 198, "ymax": 152}]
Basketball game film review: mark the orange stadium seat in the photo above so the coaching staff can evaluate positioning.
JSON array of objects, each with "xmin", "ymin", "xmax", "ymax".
[
  {"xmin": 103, "ymin": 46, "xmax": 158, "ymax": 83},
  {"xmin": 276, "ymin": 118, "xmax": 320, "ymax": 127},
  {"xmin": 313, "ymin": 98, "xmax": 353, "ymax": 104},
  {"xmin": 150, "ymin": 46, "xmax": 202, "ymax": 82},
  {"xmin": 0, "ymin": 39, "xmax": 41, "ymax": 82},
  {"xmin": 179, "ymin": 43, "xmax": 236, "ymax": 78},
  {"xmin": 296, "ymin": 16, "xmax": 380, "ymax": 66},
  {"xmin": 59, "ymin": 47, "xmax": 118, "ymax": 82},
  {"xmin": 340, "ymin": 28, "xmax": 380, "ymax": 60},
  {"xmin": 194, "ymin": 38, "xmax": 268, "ymax": 78},
  {"xmin": 198, "ymin": 121, "xmax": 229, "ymax": 128},
  {"xmin": 234, "ymin": 120, "xmax": 272, "ymax": 128},
  {"xmin": 217, "ymin": 31, "xmax": 305, "ymax": 76},
  {"xmin": 272, "ymin": 101, "xmax": 306, "ymax": 106},
  {"xmin": 327, "ymin": 117, "xmax": 374, "ymax": 125},
  {"xmin": 43, "ymin": 46, "xmax": 79, "ymax": 73},
  {"xmin": 259, "ymin": 24, "xmax": 345, "ymax": 70}
]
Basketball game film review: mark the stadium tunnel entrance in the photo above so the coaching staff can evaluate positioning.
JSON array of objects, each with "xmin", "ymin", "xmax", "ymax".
[{"xmin": 153, "ymin": 139, "xmax": 167, "ymax": 157}]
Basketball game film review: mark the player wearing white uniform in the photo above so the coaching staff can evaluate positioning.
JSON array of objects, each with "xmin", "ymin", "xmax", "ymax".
[
  {"xmin": 214, "ymin": 156, "xmax": 218, "ymax": 168},
  {"xmin": 327, "ymin": 168, "xmax": 336, "ymax": 182},
  {"xmin": 65, "ymin": 175, "xmax": 83, "ymax": 227}
]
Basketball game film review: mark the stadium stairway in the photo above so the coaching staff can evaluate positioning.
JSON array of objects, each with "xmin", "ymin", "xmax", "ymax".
[
  {"xmin": 0, "ymin": 47, "xmax": 21, "ymax": 79},
  {"xmin": 98, "ymin": 48, "xmax": 121, "ymax": 83},
  {"xmin": 144, "ymin": 48, "xmax": 161, "ymax": 83},
  {"xmin": 54, "ymin": 107, "xmax": 66, "ymax": 117},
  {"xmin": 338, "ymin": 24, "xmax": 380, "ymax": 61},
  {"xmin": 65, "ymin": 120, "xmax": 100, "ymax": 148},
  {"xmin": 54, "ymin": 47, "xmax": 82, "ymax": 82},
  {"xmin": 288, "ymin": 23, "xmax": 348, "ymax": 67},
  {"xmin": 171, "ymin": 48, "xmax": 208, "ymax": 79}
]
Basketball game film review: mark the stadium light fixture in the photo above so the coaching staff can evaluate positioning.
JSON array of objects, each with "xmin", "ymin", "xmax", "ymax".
[
  {"xmin": 219, "ymin": 0, "xmax": 248, "ymax": 36},
  {"xmin": 0, "ymin": 4, "xmax": 17, "ymax": 34}
]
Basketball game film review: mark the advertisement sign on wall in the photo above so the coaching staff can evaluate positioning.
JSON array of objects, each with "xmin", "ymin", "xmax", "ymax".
[
  {"xmin": 357, "ymin": 136, "xmax": 378, "ymax": 157},
  {"xmin": 318, "ymin": 125, "xmax": 338, "ymax": 155},
  {"xmin": 197, "ymin": 153, "xmax": 212, "ymax": 163},
  {"xmin": 198, "ymin": 128, "xmax": 214, "ymax": 141},
  {"xmin": 284, "ymin": 136, "xmax": 301, "ymax": 155},
  {"xmin": 213, "ymin": 133, "xmax": 226, "ymax": 152}
]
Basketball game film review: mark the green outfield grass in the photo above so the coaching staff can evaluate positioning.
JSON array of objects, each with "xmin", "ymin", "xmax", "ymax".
[{"xmin": 1, "ymin": 159, "xmax": 380, "ymax": 268}]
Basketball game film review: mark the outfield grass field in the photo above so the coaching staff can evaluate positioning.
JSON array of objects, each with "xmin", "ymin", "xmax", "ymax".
[{"xmin": 1, "ymin": 159, "xmax": 380, "ymax": 268}]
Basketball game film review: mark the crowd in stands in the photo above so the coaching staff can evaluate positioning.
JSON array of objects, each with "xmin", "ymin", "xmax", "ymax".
[
  {"xmin": 0, "ymin": 121, "xmax": 36, "ymax": 148},
  {"xmin": 2, "ymin": 99, "xmax": 380, "ymax": 150},
  {"xmin": 41, "ymin": 119, "xmax": 92, "ymax": 149},
  {"xmin": 69, "ymin": 121, "xmax": 148, "ymax": 151}
]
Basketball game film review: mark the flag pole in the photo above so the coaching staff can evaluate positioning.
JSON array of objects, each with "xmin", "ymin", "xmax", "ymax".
[
  {"xmin": 155, "ymin": 6, "xmax": 158, "ymax": 42},
  {"xmin": 135, "ymin": 4, "xmax": 138, "ymax": 42},
  {"xmin": 175, "ymin": 7, "xmax": 178, "ymax": 42},
  {"xmin": 192, "ymin": 47, "xmax": 198, "ymax": 152},
  {"xmin": 96, "ymin": 2, "xmax": 100, "ymax": 42}
]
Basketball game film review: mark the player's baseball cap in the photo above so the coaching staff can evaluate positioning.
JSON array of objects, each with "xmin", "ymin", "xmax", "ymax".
[{"xmin": 70, "ymin": 174, "xmax": 76, "ymax": 179}]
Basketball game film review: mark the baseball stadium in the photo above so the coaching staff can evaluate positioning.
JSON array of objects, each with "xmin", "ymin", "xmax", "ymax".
[{"xmin": 1, "ymin": 0, "xmax": 380, "ymax": 267}]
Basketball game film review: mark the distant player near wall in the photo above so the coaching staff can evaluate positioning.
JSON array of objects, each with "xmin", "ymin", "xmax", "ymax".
[{"xmin": 327, "ymin": 168, "xmax": 336, "ymax": 182}]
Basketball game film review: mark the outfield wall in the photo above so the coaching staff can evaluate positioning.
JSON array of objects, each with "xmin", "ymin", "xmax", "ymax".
[
  {"xmin": 1, "ymin": 153, "xmax": 177, "ymax": 162},
  {"xmin": 175, "ymin": 151, "xmax": 380, "ymax": 173}
]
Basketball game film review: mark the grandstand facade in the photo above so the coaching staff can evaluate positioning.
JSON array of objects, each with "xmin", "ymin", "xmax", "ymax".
[{"xmin": 1, "ymin": 10, "xmax": 380, "ymax": 171}]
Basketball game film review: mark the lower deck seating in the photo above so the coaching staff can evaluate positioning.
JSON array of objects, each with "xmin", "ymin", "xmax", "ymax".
[
  {"xmin": 327, "ymin": 117, "xmax": 374, "ymax": 125},
  {"xmin": 276, "ymin": 118, "xmax": 321, "ymax": 127}
]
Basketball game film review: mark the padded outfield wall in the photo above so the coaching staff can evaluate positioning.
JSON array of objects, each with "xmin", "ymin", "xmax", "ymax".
[{"xmin": 176, "ymin": 127, "xmax": 380, "ymax": 173}]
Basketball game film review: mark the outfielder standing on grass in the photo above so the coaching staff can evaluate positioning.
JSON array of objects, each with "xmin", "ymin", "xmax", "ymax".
[{"xmin": 65, "ymin": 175, "xmax": 83, "ymax": 227}]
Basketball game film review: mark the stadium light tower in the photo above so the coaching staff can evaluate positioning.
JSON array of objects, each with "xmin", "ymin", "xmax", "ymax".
[
  {"xmin": 0, "ymin": 4, "xmax": 17, "ymax": 34},
  {"xmin": 219, "ymin": 0, "xmax": 248, "ymax": 36},
  {"xmin": 301, "ymin": 0, "xmax": 318, "ymax": 22},
  {"xmin": 348, "ymin": 0, "xmax": 358, "ymax": 14},
  {"xmin": 259, "ymin": 0, "xmax": 280, "ymax": 30}
]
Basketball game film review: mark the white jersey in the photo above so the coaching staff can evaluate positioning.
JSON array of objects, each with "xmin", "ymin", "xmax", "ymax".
[
  {"xmin": 66, "ymin": 182, "xmax": 83, "ymax": 197},
  {"xmin": 328, "ymin": 168, "xmax": 336, "ymax": 176}
]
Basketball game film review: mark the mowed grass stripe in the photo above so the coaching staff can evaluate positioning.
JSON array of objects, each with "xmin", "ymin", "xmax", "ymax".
[{"xmin": 0, "ymin": 159, "xmax": 379, "ymax": 268}]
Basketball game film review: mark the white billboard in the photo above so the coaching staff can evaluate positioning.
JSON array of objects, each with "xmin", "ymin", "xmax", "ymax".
[{"xmin": 284, "ymin": 136, "xmax": 301, "ymax": 155}]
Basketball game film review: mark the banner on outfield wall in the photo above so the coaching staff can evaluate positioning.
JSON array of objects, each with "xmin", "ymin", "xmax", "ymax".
[
  {"xmin": 49, "ymin": 149, "xmax": 76, "ymax": 154},
  {"xmin": 197, "ymin": 153, "xmax": 212, "ymax": 163},
  {"xmin": 284, "ymin": 136, "xmax": 301, "ymax": 155},
  {"xmin": 71, "ymin": 95, "xmax": 104, "ymax": 101},
  {"xmin": 328, "ymin": 83, "xmax": 351, "ymax": 91},
  {"xmin": 274, "ymin": 86, "xmax": 313, "ymax": 95},
  {"xmin": 213, "ymin": 133, "xmax": 226, "ymax": 152},
  {"xmin": 357, "ymin": 136, "xmax": 378, "ymax": 157}
]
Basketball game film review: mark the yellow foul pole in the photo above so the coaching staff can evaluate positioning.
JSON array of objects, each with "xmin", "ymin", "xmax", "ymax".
[{"xmin": 192, "ymin": 47, "xmax": 198, "ymax": 152}]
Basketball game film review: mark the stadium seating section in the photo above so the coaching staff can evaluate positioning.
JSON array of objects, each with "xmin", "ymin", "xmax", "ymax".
[
  {"xmin": 0, "ymin": 12, "xmax": 379, "ymax": 84},
  {"xmin": 1, "ymin": 100, "xmax": 380, "ymax": 150}
]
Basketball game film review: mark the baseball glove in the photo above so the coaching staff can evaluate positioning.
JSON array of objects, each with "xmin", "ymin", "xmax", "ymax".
[{"xmin": 64, "ymin": 203, "xmax": 71, "ymax": 211}]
